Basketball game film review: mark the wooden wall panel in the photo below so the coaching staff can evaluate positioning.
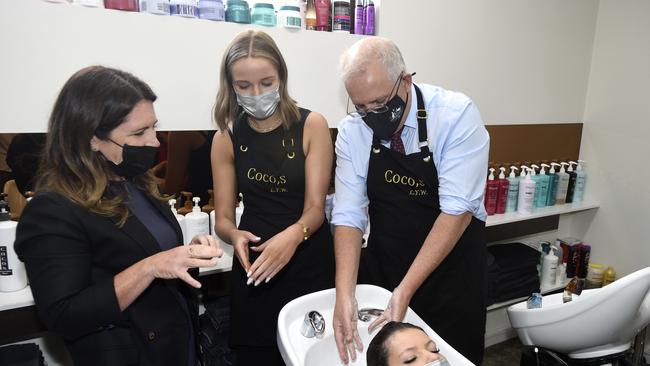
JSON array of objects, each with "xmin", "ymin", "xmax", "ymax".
[{"xmin": 485, "ymin": 123, "xmax": 583, "ymax": 166}]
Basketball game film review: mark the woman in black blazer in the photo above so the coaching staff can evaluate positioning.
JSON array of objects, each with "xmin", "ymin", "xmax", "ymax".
[{"xmin": 15, "ymin": 66, "xmax": 222, "ymax": 366}]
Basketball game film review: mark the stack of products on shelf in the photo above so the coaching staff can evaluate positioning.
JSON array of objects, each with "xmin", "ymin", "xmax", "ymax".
[
  {"xmin": 486, "ymin": 243, "xmax": 540, "ymax": 306},
  {"xmin": 43, "ymin": 0, "xmax": 377, "ymax": 35},
  {"xmin": 484, "ymin": 159, "xmax": 588, "ymax": 217}
]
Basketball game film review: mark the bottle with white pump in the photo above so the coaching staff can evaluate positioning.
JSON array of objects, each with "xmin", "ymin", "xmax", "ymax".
[
  {"xmin": 168, "ymin": 199, "xmax": 187, "ymax": 245},
  {"xmin": 565, "ymin": 161, "xmax": 579, "ymax": 203},
  {"xmin": 185, "ymin": 197, "xmax": 209, "ymax": 243},
  {"xmin": 505, "ymin": 166, "xmax": 520, "ymax": 213},
  {"xmin": 484, "ymin": 167, "xmax": 499, "ymax": 216},
  {"xmin": 495, "ymin": 167, "xmax": 510, "ymax": 214},
  {"xmin": 555, "ymin": 162, "xmax": 570, "ymax": 205},
  {"xmin": 517, "ymin": 166, "xmax": 536, "ymax": 214},
  {"xmin": 541, "ymin": 246, "xmax": 559, "ymax": 289},
  {"xmin": 0, "ymin": 198, "xmax": 27, "ymax": 292},
  {"xmin": 547, "ymin": 162, "xmax": 560, "ymax": 206},
  {"xmin": 534, "ymin": 163, "xmax": 551, "ymax": 208},
  {"xmin": 572, "ymin": 160, "xmax": 588, "ymax": 203}
]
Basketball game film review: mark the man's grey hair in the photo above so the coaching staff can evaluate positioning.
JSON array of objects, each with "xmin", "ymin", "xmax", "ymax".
[{"xmin": 339, "ymin": 37, "xmax": 406, "ymax": 83}]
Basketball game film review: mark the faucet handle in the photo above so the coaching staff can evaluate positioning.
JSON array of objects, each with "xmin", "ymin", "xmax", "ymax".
[
  {"xmin": 358, "ymin": 308, "xmax": 384, "ymax": 322},
  {"xmin": 300, "ymin": 310, "xmax": 325, "ymax": 339}
]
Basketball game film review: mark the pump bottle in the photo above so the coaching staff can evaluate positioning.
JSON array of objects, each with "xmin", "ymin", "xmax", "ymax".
[
  {"xmin": 185, "ymin": 197, "xmax": 210, "ymax": 243},
  {"xmin": 555, "ymin": 163, "xmax": 570, "ymax": 205},
  {"xmin": 505, "ymin": 166, "xmax": 520, "ymax": 213},
  {"xmin": 533, "ymin": 163, "xmax": 550, "ymax": 208},
  {"xmin": 572, "ymin": 160, "xmax": 588, "ymax": 203},
  {"xmin": 0, "ymin": 199, "xmax": 27, "ymax": 292},
  {"xmin": 547, "ymin": 162, "xmax": 560, "ymax": 206},
  {"xmin": 168, "ymin": 199, "xmax": 187, "ymax": 245},
  {"xmin": 565, "ymin": 161, "xmax": 579, "ymax": 203},
  {"xmin": 484, "ymin": 168, "xmax": 499, "ymax": 216},
  {"xmin": 495, "ymin": 167, "xmax": 509, "ymax": 214},
  {"xmin": 517, "ymin": 166, "xmax": 536, "ymax": 214},
  {"xmin": 541, "ymin": 247, "xmax": 559, "ymax": 289}
]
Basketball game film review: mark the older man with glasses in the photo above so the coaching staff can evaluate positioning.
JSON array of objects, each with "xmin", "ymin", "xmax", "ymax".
[{"xmin": 331, "ymin": 36, "xmax": 490, "ymax": 365}]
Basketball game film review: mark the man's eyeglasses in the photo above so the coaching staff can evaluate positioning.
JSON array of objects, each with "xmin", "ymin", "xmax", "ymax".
[{"xmin": 347, "ymin": 71, "xmax": 404, "ymax": 118}]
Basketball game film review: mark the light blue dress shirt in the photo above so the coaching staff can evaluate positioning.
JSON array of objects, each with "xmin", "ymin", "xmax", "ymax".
[{"xmin": 331, "ymin": 83, "xmax": 490, "ymax": 233}]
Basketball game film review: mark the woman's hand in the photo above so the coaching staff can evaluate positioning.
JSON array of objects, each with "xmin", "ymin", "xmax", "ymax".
[
  {"xmin": 146, "ymin": 234, "xmax": 222, "ymax": 288},
  {"xmin": 247, "ymin": 225, "xmax": 302, "ymax": 286},
  {"xmin": 230, "ymin": 230, "xmax": 261, "ymax": 274}
]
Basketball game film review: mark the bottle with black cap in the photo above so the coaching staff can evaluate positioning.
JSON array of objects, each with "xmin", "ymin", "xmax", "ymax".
[{"xmin": 0, "ymin": 194, "xmax": 28, "ymax": 292}]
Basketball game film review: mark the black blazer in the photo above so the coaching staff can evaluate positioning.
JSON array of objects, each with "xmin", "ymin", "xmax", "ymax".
[{"xmin": 15, "ymin": 189, "xmax": 199, "ymax": 366}]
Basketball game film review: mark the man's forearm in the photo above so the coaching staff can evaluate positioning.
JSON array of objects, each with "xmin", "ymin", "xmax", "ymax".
[
  {"xmin": 398, "ymin": 212, "xmax": 473, "ymax": 299},
  {"xmin": 334, "ymin": 225, "xmax": 364, "ymax": 300}
]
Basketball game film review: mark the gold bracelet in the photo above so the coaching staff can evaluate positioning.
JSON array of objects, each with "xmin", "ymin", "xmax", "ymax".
[{"xmin": 297, "ymin": 221, "xmax": 310, "ymax": 242}]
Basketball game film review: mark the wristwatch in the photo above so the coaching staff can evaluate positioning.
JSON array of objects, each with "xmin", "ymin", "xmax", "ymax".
[{"xmin": 298, "ymin": 222, "xmax": 310, "ymax": 242}]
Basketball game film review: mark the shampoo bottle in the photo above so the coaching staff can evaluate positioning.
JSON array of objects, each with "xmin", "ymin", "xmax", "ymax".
[
  {"xmin": 139, "ymin": 0, "xmax": 169, "ymax": 14},
  {"xmin": 0, "ymin": 199, "xmax": 27, "ymax": 292},
  {"xmin": 546, "ymin": 162, "xmax": 560, "ymax": 206},
  {"xmin": 572, "ymin": 160, "xmax": 587, "ymax": 203},
  {"xmin": 363, "ymin": 0, "xmax": 374, "ymax": 35},
  {"xmin": 170, "ymin": 0, "xmax": 198, "ymax": 18},
  {"xmin": 185, "ymin": 197, "xmax": 210, "ymax": 243},
  {"xmin": 565, "ymin": 161, "xmax": 579, "ymax": 203},
  {"xmin": 168, "ymin": 199, "xmax": 187, "ymax": 245},
  {"xmin": 495, "ymin": 167, "xmax": 509, "ymax": 214},
  {"xmin": 533, "ymin": 163, "xmax": 550, "ymax": 208},
  {"xmin": 353, "ymin": 0, "xmax": 364, "ymax": 34},
  {"xmin": 484, "ymin": 168, "xmax": 498, "ymax": 216},
  {"xmin": 505, "ymin": 166, "xmax": 520, "ymax": 213},
  {"xmin": 541, "ymin": 247, "xmax": 559, "ymax": 289},
  {"xmin": 314, "ymin": 0, "xmax": 331, "ymax": 31},
  {"xmin": 555, "ymin": 162, "xmax": 570, "ymax": 205},
  {"xmin": 517, "ymin": 167, "xmax": 536, "ymax": 214}
]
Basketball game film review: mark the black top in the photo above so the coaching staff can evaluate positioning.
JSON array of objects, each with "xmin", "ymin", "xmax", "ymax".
[
  {"xmin": 15, "ymin": 187, "xmax": 199, "ymax": 366},
  {"xmin": 227, "ymin": 108, "xmax": 335, "ymax": 351}
]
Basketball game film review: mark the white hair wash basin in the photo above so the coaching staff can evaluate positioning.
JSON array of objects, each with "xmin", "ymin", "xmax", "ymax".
[
  {"xmin": 507, "ymin": 267, "xmax": 650, "ymax": 359},
  {"xmin": 277, "ymin": 284, "xmax": 474, "ymax": 366}
]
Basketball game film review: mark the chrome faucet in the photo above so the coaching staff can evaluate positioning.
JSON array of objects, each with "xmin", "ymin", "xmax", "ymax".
[
  {"xmin": 300, "ymin": 311, "xmax": 325, "ymax": 338},
  {"xmin": 358, "ymin": 308, "xmax": 384, "ymax": 322}
]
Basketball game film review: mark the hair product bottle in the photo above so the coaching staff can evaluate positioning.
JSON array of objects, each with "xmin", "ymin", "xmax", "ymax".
[
  {"xmin": 185, "ymin": 197, "xmax": 210, "ymax": 243},
  {"xmin": 495, "ymin": 167, "xmax": 509, "ymax": 214},
  {"xmin": 168, "ymin": 199, "xmax": 187, "ymax": 245},
  {"xmin": 505, "ymin": 166, "xmax": 520, "ymax": 213},
  {"xmin": 546, "ymin": 162, "xmax": 560, "ymax": 206},
  {"xmin": 572, "ymin": 160, "xmax": 587, "ymax": 203},
  {"xmin": 517, "ymin": 167, "xmax": 536, "ymax": 214},
  {"xmin": 484, "ymin": 167, "xmax": 499, "ymax": 216}
]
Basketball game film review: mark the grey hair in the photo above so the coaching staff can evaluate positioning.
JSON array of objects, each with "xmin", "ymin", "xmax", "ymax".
[{"xmin": 339, "ymin": 37, "xmax": 406, "ymax": 83}]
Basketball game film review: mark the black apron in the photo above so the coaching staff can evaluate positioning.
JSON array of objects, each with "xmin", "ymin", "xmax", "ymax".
[
  {"xmin": 361, "ymin": 85, "xmax": 487, "ymax": 364},
  {"xmin": 229, "ymin": 108, "xmax": 335, "ymax": 356}
]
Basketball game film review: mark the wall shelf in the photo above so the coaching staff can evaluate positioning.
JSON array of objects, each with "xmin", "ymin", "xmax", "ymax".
[
  {"xmin": 486, "ymin": 281, "xmax": 569, "ymax": 311},
  {"xmin": 485, "ymin": 200, "xmax": 599, "ymax": 227}
]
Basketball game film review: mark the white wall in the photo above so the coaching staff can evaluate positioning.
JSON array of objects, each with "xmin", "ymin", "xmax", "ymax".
[
  {"xmin": 0, "ymin": 0, "xmax": 359, "ymax": 132},
  {"xmin": 0, "ymin": 0, "xmax": 599, "ymax": 132},
  {"xmin": 377, "ymin": 0, "xmax": 599, "ymax": 125},
  {"xmin": 579, "ymin": 0, "xmax": 650, "ymax": 277}
]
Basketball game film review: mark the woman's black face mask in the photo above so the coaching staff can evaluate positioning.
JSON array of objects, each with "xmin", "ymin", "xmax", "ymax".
[{"xmin": 106, "ymin": 139, "xmax": 158, "ymax": 178}]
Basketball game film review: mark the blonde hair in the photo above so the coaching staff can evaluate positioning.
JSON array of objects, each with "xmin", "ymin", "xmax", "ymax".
[
  {"xmin": 214, "ymin": 30, "xmax": 300, "ymax": 131},
  {"xmin": 37, "ymin": 66, "xmax": 166, "ymax": 226}
]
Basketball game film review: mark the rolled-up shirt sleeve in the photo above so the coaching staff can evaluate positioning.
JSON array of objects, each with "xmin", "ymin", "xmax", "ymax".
[
  {"xmin": 331, "ymin": 122, "xmax": 370, "ymax": 232},
  {"xmin": 435, "ymin": 101, "xmax": 490, "ymax": 221}
]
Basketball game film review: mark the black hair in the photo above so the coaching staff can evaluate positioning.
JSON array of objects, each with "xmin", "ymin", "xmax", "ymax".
[{"xmin": 367, "ymin": 322, "xmax": 426, "ymax": 366}]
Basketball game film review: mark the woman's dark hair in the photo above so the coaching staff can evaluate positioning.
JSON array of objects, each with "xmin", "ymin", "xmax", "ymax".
[
  {"xmin": 37, "ymin": 65, "xmax": 164, "ymax": 225},
  {"xmin": 367, "ymin": 322, "xmax": 426, "ymax": 366}
]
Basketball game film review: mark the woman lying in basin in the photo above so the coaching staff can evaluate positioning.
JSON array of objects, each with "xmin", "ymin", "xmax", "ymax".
[{"xmin": 368, "ymin": 322, "xmax": 449, "ymax": 366}]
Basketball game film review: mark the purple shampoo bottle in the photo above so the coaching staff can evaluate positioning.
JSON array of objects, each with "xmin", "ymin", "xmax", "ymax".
[{"xmin": 364, "ymin": 0, "xmax": 374, "ymax": 35}]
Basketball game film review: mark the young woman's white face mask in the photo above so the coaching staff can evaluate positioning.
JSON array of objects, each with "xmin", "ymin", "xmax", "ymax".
[
  {"xmin": 230, "ymin": 57, "xmax": 281, "ymax": 121},
  {"xmin": 235, "ymin": 88, "xmax": 280, "ymax": 120}
]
